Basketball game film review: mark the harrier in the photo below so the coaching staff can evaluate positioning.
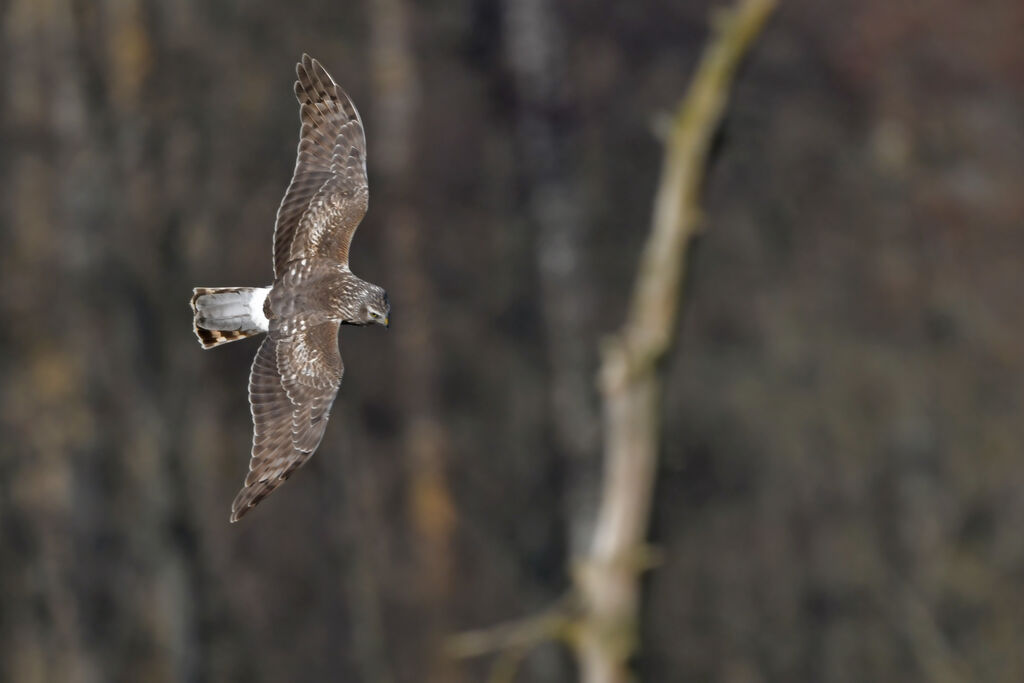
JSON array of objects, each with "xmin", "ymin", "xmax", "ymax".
[{"xmin": 191, "ymin": 54, "xmax": 389, "ymax": 522}]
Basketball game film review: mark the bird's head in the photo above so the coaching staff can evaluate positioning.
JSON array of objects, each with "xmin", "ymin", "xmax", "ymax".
[{"xmin": 356, "ymin": 285, "xmax": 390, "ymax": 328}]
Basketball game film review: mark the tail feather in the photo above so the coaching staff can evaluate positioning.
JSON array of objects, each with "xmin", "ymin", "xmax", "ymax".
[{"xmin": 191, "ymin": 286, "xmax": 271, "ymax": 349}]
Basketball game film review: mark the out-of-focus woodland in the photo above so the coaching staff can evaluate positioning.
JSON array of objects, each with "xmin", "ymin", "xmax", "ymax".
[{"xmin": 3, "ymin": 0, "xmax": 1024, "ymax": 681}]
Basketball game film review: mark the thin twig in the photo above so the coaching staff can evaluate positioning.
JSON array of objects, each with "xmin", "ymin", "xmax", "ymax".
[{"xmin": 447, "ymin": 597, "xmax": 575, "ymax": 659}]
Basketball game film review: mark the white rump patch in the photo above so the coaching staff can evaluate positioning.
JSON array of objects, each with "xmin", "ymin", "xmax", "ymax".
[{"xmin": 248, "ymin": 287, "xmax": 271, "ymax": 331}]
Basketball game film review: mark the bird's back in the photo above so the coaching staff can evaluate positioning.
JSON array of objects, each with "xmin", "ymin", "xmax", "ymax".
[{"xmin": 268, "ymin": 257, "xmax": 363, "ymax": 325}]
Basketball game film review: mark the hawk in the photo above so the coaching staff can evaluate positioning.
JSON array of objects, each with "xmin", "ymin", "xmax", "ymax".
[{"xmin": 190, "ymin": 54, "xmax": 389, "ymax": 522}]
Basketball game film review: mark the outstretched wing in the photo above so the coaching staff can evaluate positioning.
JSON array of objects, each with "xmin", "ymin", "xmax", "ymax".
[
  {"xmin": 273, "ymin": 53, "xmax": 368, "ymax": 277},
  {"xmin": 232, "ymin": 322, "xmax": 343, "ymax": 522}
]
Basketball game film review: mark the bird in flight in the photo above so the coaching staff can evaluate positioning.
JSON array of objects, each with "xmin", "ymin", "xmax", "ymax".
[{"xmin": 191, "ymin": 54, "xmax": 389, "ymax": 522}]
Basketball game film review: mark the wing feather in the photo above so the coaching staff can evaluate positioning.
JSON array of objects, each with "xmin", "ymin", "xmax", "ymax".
[
  {"xmin": 231, "ymin": 325, "xmax": 343, "ymax": 522},
  {"xmin": 273, "ymin": 54, "xmax": 368, "ymax": 276}
]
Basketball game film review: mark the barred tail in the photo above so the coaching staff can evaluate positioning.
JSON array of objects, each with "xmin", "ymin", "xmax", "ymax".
[{"xmin": 191, "ymin": 286, "xmax": 271, "ymax": 349}]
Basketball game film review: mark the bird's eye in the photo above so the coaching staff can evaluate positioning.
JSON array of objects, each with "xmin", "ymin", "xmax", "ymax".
[{"xmin": 369, "ymin": 310, "xmax": 379, "ymax": 319}]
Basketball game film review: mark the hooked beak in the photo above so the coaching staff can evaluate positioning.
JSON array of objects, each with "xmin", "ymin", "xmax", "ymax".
[{"xmin": 384, "ymin": 315, "xmax": 390, "ymax": 329}]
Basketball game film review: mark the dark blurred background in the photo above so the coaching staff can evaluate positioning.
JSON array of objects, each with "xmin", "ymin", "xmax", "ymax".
[{"xmin": 2, "ymin": 0, "xmax": 1024, "ymax": 681}]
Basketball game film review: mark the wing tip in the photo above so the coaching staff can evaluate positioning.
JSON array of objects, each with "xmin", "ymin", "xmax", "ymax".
[
  {"xmin": 296, "ymin": 53, "xmax": 337, "ymax": 92},
  {"xmin": 229, "ymin": 502, "xmax": 252, "ymax": 523},
  {"xmin": 230, "ymin": 492, "xmax": 248, "ymax": 522},
  {"xmin": 229, "ymin": 475, "xmax": 292, "ymax": 523},
  {"xmin": 296, "ymin": 53, "xmax": 322, "ymax": 82},
  {"xmin": 229, "ymin": 485, "xmax": 264, "ymax": 523}
]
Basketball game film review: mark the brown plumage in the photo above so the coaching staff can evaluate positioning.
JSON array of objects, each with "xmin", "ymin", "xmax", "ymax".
[{"xmin": 190, "ymin": 54, "xmax": 390, "ymax": 522}]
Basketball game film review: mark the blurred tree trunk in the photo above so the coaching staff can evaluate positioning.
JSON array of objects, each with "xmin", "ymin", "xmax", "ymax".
[
  {"xmin": 368, "ymin": 1, "xmax": 460, "ymax": 681},
  {"xmin": 1, "ymin": 1, "xmax": 204, "ymax": 681},
  {"xmin": 503, "ymin": 0, "xmax": 600, "ymax": 558},
  {"xmin": 574, "ymin": 2, "xmax": 776, "ymax": 681},
  {"xmin": 2, "ymin": 4, "xmax": 95, "ymax": 679},
  {"xmin": 452, "ymin": 3, "xmax": 775, "ymax": 681}
]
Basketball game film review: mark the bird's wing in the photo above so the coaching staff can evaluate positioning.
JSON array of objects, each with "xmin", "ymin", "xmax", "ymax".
[
  {"xmin": 273, "ymin": 54, "xmax": 368, "ymax": 277},
  {"xmin": 232, "ymin": 323, "xmax": 343, "ymax": 522}
]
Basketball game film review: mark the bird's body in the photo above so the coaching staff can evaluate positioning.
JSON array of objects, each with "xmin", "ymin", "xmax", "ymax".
[
  {"xmin": 190, "ymin": 55, "xmax": 388, "ymax": 522},
  {"xmin": 268, "ymin": 258, "xmax": 383, "ymax": 328}
]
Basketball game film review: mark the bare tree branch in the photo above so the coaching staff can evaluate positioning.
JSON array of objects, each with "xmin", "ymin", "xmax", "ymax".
[
  {"xmin": 450, "ymin": 1, "xmax": 775, "ymax": 680},
  {"xmin": 447, "ymin": 596, "xmax": 575, "ymax": 659},
  {"xmin": 576, "ymin": 2, "xmax": 776, "ymax": 681}
]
